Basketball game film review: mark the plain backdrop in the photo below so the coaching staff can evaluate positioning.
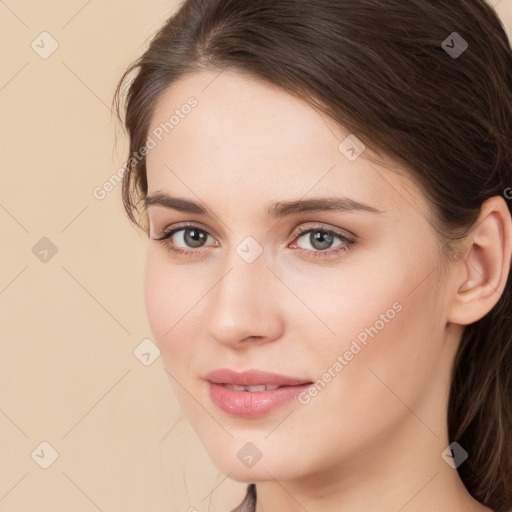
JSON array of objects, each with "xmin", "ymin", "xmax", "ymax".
[{"xmin": 1, "ymin": 1, "xmax": 511, "ymax": 511}]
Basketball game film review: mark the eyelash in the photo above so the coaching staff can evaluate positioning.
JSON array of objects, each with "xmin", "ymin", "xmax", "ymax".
[{"xmin": 152, "ymin": 222, "xmax": 355, "ymax": 260}]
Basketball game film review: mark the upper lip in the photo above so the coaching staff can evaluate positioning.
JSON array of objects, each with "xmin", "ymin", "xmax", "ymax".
[{"xmin": 205, "ymin": 368, "xmax": 312, "ymax": 387}]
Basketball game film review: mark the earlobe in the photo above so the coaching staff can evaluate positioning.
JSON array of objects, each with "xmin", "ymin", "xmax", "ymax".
[{"xmin": 447, "ymin": 196, "xmax": 512, "ymax": 326}]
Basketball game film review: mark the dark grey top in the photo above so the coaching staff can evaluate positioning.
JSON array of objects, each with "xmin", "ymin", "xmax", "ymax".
[{"xmin": 230, "ymin": 484, "xmax": 256, "ymax": 512}]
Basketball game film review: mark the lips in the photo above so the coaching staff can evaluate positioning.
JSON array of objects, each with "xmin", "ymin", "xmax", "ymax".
[{"xmin": 204, "ymin": 368, "xmax": 314, "ymax": 418}]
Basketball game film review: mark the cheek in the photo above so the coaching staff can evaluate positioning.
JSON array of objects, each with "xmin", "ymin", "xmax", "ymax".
[
  {"xmin": 287, "ymin": 241, "xmax": 442, "ymax": 378},
  {"xmin": 294, "ymin": 254, "xmax": 445, "ymax": 440},
  {"xmin": 143, "ymin": 250, "xmax": 205, "ymax": 366},
  {"xmin": 277, "ymin": 247, "xmax": 439, "ymax": 358},
  {"xmin": 144, "ymin": 251, "xmax": 172, "ymax": 341}
]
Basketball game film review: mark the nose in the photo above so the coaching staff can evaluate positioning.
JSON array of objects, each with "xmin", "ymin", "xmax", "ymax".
[{"xmin": 206, "ymin": 249, "xmax": 285, "ymax": 348}]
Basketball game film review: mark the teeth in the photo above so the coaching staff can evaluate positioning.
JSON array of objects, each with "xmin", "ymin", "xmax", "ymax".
[
  {"xmin": 246, "ymin": 385, "xmax": 270, "ymax": 392},
  {"xmin": 224, "ymin": 384, "xmax": 280, "ymax": 392},
  {"xmin": 227, "ymin": 385, "xmax": 247, "ymax": 391}
]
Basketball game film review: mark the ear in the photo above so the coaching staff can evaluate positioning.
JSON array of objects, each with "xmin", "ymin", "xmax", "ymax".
[{"xmin": 447, "ymin": 195, "xmax": 512, "ymax": 326}]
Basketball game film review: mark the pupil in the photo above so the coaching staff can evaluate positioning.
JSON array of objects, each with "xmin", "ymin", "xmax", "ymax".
[{"xmin": 312, "ymin": 231, "xmax": 333, "ymax": 250}]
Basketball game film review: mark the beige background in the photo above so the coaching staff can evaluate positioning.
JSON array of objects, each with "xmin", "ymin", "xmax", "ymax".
[{"xmin": 1, "ymin": 1, "xmax": 511, "ymax": 511}]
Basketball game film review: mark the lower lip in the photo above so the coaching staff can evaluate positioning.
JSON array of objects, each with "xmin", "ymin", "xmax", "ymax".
[{"xmin": 207, "ymin": 382, "xmax": 312, "ymax": 418}]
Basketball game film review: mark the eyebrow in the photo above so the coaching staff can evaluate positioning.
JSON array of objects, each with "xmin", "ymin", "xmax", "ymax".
[{"xmin": 144, "ymin": 192, "xmax": 384, "ymax": 219}]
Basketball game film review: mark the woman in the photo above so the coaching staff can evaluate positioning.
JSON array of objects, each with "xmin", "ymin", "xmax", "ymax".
[{"xmin": 113, "ymin": 1, "xmax": 512, "ymax": 510}]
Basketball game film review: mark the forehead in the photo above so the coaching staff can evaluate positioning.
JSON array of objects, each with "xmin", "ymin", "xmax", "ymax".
[{"xmin": 145, "ymin": 69, "xmax": 429, "ymax": 221}]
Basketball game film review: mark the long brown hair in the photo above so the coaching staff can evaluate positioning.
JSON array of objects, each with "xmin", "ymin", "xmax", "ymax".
[{"xmin": 113, "ymin": 1, "xmax": 512, "ymax": 510}]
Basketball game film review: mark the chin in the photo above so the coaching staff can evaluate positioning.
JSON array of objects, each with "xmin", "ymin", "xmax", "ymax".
[{"xmin": 206, "ymin": 446, "xmax": 308, "ymax": 483}]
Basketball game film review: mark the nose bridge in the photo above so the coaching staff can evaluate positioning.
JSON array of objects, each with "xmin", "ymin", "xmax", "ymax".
[{"xmin": 206, "ymin": 241, "xmax": 283, "ymax": 346}]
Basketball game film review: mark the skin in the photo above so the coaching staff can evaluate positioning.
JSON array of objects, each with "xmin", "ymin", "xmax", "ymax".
[{"xmin": 143, "ymin": 69, "xmax": 511, "ymax": 512}]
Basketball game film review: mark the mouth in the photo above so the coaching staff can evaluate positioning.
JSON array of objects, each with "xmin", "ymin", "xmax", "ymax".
[{"xmin": 204, "ymin": 368, "xmax": 314, "ymax": 418}]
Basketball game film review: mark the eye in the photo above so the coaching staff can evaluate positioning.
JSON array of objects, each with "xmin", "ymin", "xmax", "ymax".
[
  {"xmin": 153, "ymin": 223, "xmax": 216, "ymax": 256},
  {"xmin": 290, "ymin": 225, "xmax": 355, "ymax": 259}
]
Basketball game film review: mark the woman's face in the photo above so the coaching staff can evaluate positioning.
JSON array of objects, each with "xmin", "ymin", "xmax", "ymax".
[{"xmin": 144, "ymin": 69, "xmax": 457, "ymax": 483}]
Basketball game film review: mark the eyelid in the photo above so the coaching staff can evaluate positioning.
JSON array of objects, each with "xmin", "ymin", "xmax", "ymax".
[{"xmin": 292, "ymin": 222, "xmax": 355, "ymax": 241}]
